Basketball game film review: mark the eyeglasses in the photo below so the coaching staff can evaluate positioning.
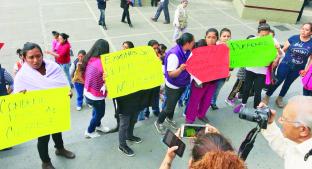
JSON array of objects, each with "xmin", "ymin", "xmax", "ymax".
[{"xmin": 279, "ymin": 116, "xmax": 301, "ymax": 125}]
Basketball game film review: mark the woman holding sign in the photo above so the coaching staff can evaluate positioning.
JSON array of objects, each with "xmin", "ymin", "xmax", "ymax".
[
  {"xmin": 154, "ymin": 33, "xmax": 194, "ymax": 134},
  {"xmin": 234, "ymin": 22, "xmax": 281, "ymax": 113},
  {"xmin": 81, "ymin": 39, "xmax": 110, "ymax": 138},
  {"xmin": 184, "ymin": 29, "xmax": 219, "ymax": 124},
  {"xmin": 263, "ymin": 22, "xmax": 312, "ymax": 107},
  {"xmin": 14, "ymin": 42, "xmax": 75, "ymax": 169}
]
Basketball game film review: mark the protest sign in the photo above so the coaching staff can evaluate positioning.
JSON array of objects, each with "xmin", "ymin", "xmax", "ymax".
[
  {"xmin": 101, "ymin": 46, "xmax": 164, "ymax": 98},
  {"xmin": 0, "ymin": 87, "xmax": 71, "ymax": 149},
  {"xmin": 227, "ymin": 35, "xmax": 277, "ymax": 67},
  {"xmin": 186, "ymin": 44, "xmax": 230, "ymax": 83}
]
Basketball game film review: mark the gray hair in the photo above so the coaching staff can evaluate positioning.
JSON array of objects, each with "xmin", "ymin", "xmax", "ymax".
[{"xmin": 288, "ymin": 96, "xmax": 312, "ymax": 129}]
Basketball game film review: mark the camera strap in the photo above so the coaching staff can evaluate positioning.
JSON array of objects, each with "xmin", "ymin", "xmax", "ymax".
[
  {"xmin": 238, "ymin": 125, "xmax": 261, "ymax": 161},
  {"xmin": 304, "ymin": 148, "xmax": 312, "ymax": 161}
]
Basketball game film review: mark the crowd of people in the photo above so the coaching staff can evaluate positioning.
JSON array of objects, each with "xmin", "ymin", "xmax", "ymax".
[
  {"xmin": 0, "ymin": 1, "xmax": 312, "ymax": 169},
  {"xmin": 98, "ymin": 0, "xmax": 190, "ymax": 41}
]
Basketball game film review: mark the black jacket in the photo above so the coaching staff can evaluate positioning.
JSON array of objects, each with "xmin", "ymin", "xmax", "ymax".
[
  {"xmin": 120, "ymin": 0, "xmax": 130, "ymax": 8},
  {"xmin": 97, "ymin": 0, "xmax": 106, "ymax": 9},
  {"xmin": 115, "ymin": 89, "xmax": 154, "ymax": 114}
]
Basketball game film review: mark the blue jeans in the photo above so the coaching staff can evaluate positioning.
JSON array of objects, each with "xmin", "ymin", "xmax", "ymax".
[
  {"xmin": 178, "ymin": 84, "xmax": 191, "ymax": 107},
  {"xmin": 74, "ymin": 82, "xmax": 84, "ymax": 107},
  {"xmin": 211, "ymin": 78, "xmax": 226, "ymax": 105},
  {"xmin": 154, "ymin": 0, "xmax": 170, "ymax": 22},
  {"xmin": 303, "ymin": 88, "xmax": 312, "ymax": 96},
  {"xmin": 85, "ymin": 97, "xmax": 105, "ymax": 133},
  {"xmin": 98, "ymin": 9, "xmax": 106, "ymax": 26},
  {"xmin": 60, "ymin": 63, "xmax": 73, "ymax": 88},
  {"xmin": 266, "ymin": 61, "xmax": 304, "ymax": 97},
  {"xmin": 133, "ymin": 0, "xmax": 142, "ymax": 6}
]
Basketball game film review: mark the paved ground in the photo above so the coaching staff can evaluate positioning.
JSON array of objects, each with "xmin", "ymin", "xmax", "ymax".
[{"xmin": 0, "ymin": 0, "xmax": 311, "ymax": 169}]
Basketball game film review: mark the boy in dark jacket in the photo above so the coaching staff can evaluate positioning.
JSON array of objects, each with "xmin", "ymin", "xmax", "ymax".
[
  {"xmin": 120, "ymin": 0, "xmax": 133, "ymax": 28},
  {"xmin": 97, "ymin": 0, "xmax": 107, "ymax": 30}
]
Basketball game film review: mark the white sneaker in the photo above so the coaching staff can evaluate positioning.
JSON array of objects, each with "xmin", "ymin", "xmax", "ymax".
[
  {"xmin": 76, "ymin": 107, "xmax": 82, "ymax": 111},
  {"xmin": 84, "ymin": 131, "xmax": 100, "ymax": 138},
  {"xmin": 95, "ymin": 125, "xmax": 110, "ymax": 133}
]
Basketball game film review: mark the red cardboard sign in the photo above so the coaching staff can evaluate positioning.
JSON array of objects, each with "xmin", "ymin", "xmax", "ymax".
[
  {"xmin": 186, "ymin": 44, "xmax": 229, "ymax": 83},
  {"xmin": 0, "ymin": 43, "xmax": 4, "ymax": 50}
]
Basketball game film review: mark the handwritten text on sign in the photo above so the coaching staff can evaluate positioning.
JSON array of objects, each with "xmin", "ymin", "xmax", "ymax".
[
  {"xmin": 186, "ymin": 44, "xmax": 230, "ymax": 83},
  {"xmin": 227, "ymin": 35, "xmax": 277, "ymax": 68},
  {"xmin": 0, "ymin": 87, "xmax": 71, "ymax": 149},
  {"xmin": 101, "ymin": 46, "xmax": 164, "ymax": 98}
]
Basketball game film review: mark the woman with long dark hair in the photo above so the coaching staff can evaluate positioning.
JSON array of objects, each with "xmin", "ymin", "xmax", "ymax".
[{"xmin": 81, "ymin": 39, "xmax": 110, "ymax": 138}]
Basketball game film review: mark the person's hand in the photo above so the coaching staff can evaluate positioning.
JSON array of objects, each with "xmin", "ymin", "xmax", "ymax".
[
  {"xmin": 69, "ymin": 90, "xmax": 73, "ymax": 98},
  {"xmin": 7, "ymin": 87, "xmax": 13, "ymax": 94},
  {"xmin": 103, "ymin": 73, "xmax": 107, "ymax": 81},
  {"xmin": 204, "ymin": 124, "xmax": 220, "ymax": 134},
  {"xmin": 258, "ymin": 102, "xmax": 276, "ymax": 124},
  {"xmin": 179, "ymin": 64, "xmax": 186, "ymax": 71},
  {"xmin": 165, "ymin": 146, "xmax": 178, "ymax": 162},
  {"xmin": 272, "ymin": 60, "xmax": 279, "ymax": 68},
  {"xmin": 299, "ymin": 70, "xmax": 307, "ymax": 77}
]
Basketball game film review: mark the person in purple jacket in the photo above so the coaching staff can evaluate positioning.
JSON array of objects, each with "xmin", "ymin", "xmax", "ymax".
[{"xmin": 154, "ymin": 33, "xmax": 195, "ymax": 134}]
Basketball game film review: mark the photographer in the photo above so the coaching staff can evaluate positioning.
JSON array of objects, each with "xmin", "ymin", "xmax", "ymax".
[
  {"xmin": 261, "ymin": 96, "xmax": 312, "ymax": 169},
  {"xmin": 159, "ymin": 125, "xmax": 246, "ymax": 169}
]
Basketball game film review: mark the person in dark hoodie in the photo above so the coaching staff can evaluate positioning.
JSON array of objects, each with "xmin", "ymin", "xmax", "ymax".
[
  {"xmin": 120, "ymin": 0, "xmax": 133, "ymax": 28},
  {"xmin": 97, "ymin": 0, "xmax": 108, "ymax": 30}
]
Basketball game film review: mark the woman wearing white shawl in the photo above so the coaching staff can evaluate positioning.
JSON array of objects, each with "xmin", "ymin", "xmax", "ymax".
[{"xmin": 14, "ymin": 42, "xmax": 75, "ymax": 169}]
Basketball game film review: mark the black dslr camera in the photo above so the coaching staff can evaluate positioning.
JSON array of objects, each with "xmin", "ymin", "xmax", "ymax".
[{"xmin": 239, "ymin": 106, "xmax": 271, "ymax": 129}]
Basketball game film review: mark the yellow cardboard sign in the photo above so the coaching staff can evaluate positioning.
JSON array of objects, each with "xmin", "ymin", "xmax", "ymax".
[
  {"xmin": 101, "ymin": 46, "xmax": 164, "ymax": 98},
  {"xmin": 0, "ymin": 87, "xmax": 71, "ymax": 149}
]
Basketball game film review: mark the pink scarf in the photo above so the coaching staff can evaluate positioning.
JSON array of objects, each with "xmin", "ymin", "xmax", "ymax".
[{"xmin": 14, "ymin": 59, "xmax": 69, "ymax": 93}]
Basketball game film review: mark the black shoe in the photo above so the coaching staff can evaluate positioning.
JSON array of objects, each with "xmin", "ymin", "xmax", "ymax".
[
  {"xmin": 198, "ymin": 117, "xmax": 210, "ymax": 123},
  {"xmin": 129, "ymin": 24, "xmax": 133, "ymax": 28},
  {"xmin": 151, "ymin": 17, "xmax": 157, "ymax": 22},
  {"xmin": 211, "ymin": 104, "xmax": 219, "ymax": 110},
  {"xmin": 103, "ymin": 25, "xmax": 107, "ymax": 30},
  {"xmin": 121, "ymin": 20, "xmax": 127, "ymax": 24},
  {"xmin": 163, "ymin": 21, "xmax": 170, "ymax": 24},
  {"xmin": 42, "ymin": 162, "xmax": 55, "ymax": 169},
  {"xmin": 98, "ymin": 22, "xmax": 103, "ymax": 26},
  {"xmin": 55, "ymin": 148, "xmax": 76, "ymax": 159},
  {"xmin": 0, "ymin": 147, "xmax": 12, "ymax": 151},
  {"xmin": 118, "ymin": 145, "xmax": 135, "ymax": 157},
  {"xmin": 127, "ymin": 136, "xmax": 142, "ymax": 144}
]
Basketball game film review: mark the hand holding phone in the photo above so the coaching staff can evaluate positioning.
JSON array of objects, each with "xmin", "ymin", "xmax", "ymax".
[
  {"xmin": 162, "ymin": 129, "xmax": 186, "ymax": 157},
  {"xmin": 180, "ymin": 124, "xmax": 206, "ymax": 138}
]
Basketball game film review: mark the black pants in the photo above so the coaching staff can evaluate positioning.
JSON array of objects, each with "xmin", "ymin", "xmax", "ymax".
[
  {"xmin": 228, "ymin": 79, "xmax": 244, "ymax": 100},
  {"xmin": 242, "ymin": 70, "xmax": 265, "ymax": 109},
  {"xmin": 38, "ymin": 133, "xmax": 64, "ymax": 163},
  {"xmin": 151, "ymin": 0, "xmax": 158, "ymax": 6},
  {"xmin": 122, "ymin": 7, "xmax": 131, "ymax": 24},
  {"xmin": 119, "ymin": 112, "xmax": 140, "ymax": 146},
  {"xmin": 157, "ymin": 85, "xmax": 185, "ymax": 124}
]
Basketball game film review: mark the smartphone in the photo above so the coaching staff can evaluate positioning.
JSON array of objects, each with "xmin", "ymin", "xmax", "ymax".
[
  {"xmin": 162, "ymin": 129, "xmax": 186, "ymax": 157},
  {"xmin": 180, "ymin": 124, "xmax": 206, "ymax": 138}
]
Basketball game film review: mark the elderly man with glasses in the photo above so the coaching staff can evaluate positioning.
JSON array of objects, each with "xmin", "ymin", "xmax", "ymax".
[{"xmin": 260, "ymin": 96, "xmax": 312, "ymax": 169}]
